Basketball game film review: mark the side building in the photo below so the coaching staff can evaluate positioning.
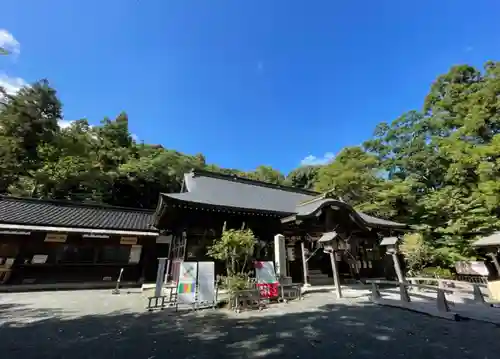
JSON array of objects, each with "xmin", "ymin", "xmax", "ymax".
[
  {"xmin": 0, "ymin": 196, "xmax": 165, "ymax": 288},
  {"xmin": 152, "ymin": 169, "xmax": 410, "ymax": 285}
]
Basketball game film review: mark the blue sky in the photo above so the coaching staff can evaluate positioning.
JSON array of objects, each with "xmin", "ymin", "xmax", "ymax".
[{"xmin": 2, "ymin": 1, "xmax": 500, "ymax": 174}]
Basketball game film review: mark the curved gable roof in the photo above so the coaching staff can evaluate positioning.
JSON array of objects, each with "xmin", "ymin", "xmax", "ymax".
[{"xmin": 156, "ymin": 170, "xmax": 409, "ymax": 230}]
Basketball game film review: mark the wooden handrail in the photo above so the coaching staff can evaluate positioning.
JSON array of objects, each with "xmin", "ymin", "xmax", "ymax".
[
  {"xmin": 366, "ymin": 278, "xmax": 489, "ymax": 297},
  {"xmin": 407, "ymin": 277, "xmax": 487, "ymax": 288},
  {"xmin": 365, "ymin": 279, "xmax": 454, "ymax": 293},
  {"xmin": 367, "ymin": 279, "xmax": 489, "ymax": 313}
]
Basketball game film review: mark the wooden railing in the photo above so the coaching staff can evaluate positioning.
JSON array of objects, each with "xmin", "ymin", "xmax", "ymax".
[
  {"xmin": 406, "ymin": 277, "xmax": 488, "ymax": 291},
  {"xmin": 365, "ymin": 278, "xmax": 490, "ymax": 313}
]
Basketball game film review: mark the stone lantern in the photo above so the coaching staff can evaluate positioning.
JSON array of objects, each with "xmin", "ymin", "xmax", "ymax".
[
  {"xmin": 380, "ymin": 236, "xmax": 405, "ymax": 283},
  {"xmin": 319, "ymin": 231, "xmax": 343, "ymax": 298}
]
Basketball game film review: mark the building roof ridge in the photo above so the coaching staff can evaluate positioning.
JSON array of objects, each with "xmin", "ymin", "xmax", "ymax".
[
  {"xmin": 0, "ymin": 195, "xmax": 155, "ymax": 213},
  {"xmin": 190, "ymin": 169, "xmax": 319, "ymax": 196}
]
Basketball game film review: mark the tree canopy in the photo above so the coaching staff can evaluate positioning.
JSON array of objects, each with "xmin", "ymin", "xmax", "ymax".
[{"xmin": 2, "ymin": 61, "xmax": 500, "ymax": 267}]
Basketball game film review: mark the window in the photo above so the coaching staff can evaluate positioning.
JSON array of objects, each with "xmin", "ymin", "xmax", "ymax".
[
  {"xmin": 97, "ymin": 246, "xmax": 131, "ymax": 264},
  {"xmin": 57, "ymin": 245, "xmax": 96, "ymax": 263},
  {"xmin": 19, "ymin": 242, "xmax": 58, "ymax": 264}
]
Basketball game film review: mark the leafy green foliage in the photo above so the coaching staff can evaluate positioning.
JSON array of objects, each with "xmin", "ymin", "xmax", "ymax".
[
  {"xmin": 207, "ymin": 228, "xmax": 256, "ymax": 273},
  {"xmin": 207, "ymin": 228, "xmax": 256, "ymax": 293},
  {"xmin": 400, "ymin": 233, "xmax": 434, "ymax": 276},
  {"xmin": 419, "ymin": 267, "xmax": 454, "ymax": 279}
]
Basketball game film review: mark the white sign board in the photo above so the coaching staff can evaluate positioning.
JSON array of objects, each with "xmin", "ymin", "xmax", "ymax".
[
  {"xmin": 120, "ymin": 236, "xmax": 138, "ymax": 245},
  {"xmin": 155, "ymin": 258, "xmax": 167, "ymax": 297},
  {"xmin": 128, "ymin": 245, "xmax": 142, "ymax": 264},
  {"xmin": 197, "ymin": 261, "xmax": 215, "ymax": 304},
  {"xmin": 455, "ymin": 261, "xmax": 489, "ymax": 276},
  {"xmin": 255, "ymin": 261, "xmax": 278, "ymax": 284},
  {"xmin": 177, "ymin": 261, "xmax": 198, "ymax": 304},
  {"xmin": 45, "ymin": 233, "xmax": 67, "ymax": 243},
  {"xmin": 32, "ymin": 254, "xmax": 48, "ymax": 264}
]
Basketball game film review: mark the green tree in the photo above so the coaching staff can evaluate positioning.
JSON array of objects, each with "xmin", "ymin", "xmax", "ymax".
[
  {"xmin": 207, "ymin": 226, "xmax": 256, "ymax": 293},
  {"xmin": 285, "ymin": 165, "xmax": 319, "ymax": 190},
  {"xmin": 0, "ymin": 80, "xmax": 62, "ymax": 193},
  {"xmin": 315, "ymin": 146, "xmax": 381, "ymax": 207}
]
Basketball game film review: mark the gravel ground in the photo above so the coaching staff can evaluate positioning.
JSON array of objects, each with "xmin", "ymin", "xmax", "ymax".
[{"xmin": 1, "ymin": 289, "xmax": 499, "ymax": 359}]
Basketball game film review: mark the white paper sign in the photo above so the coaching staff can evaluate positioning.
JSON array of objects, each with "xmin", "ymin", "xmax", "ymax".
[
  {"xmin": 255, "ymin": 261, "xmax": 278, "ymax": 284},
  {"xmin": 197, "ymin": 261, "xmax": 215, "ymax": 303},
  {"xmin": 455, "ymin": 261, "xmax": 489, "ymax": 276},
  {"xmin": 177, "ymin": 262, "xmax": 198, "ymax": 304},
  {"xmin": 32, "ymin": 254, "xmax": 48, "ymax": 264},
  {"xmin": 128, "ymin": 245, "xmax": 142, "ymax": 264}
]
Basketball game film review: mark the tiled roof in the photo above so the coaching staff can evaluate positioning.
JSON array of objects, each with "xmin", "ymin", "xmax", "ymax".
[
  {"xmin": 292, "ymin": 197, "xmax": 407, "ymax": 229},
  {"xmin": 0, "ymin": 196, "xmax": 156, "ymax": 232},
  {"xmin": 158, "ymin": 170, "xmax": 408, "ymax": 229},
  {"xmin": 162, "ymin": 170, "xmax": 316, "ymax": 214}
]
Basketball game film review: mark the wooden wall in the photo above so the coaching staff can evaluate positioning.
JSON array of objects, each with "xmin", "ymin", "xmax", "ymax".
[{"xmin": 0, "ymin": 231, "xmax": 160, "ymax": 285}]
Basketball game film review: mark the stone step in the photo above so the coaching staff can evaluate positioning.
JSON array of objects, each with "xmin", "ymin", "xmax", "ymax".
[
  {"xmin": 309, "ymin": 277, "xmax": 335, "ymax": 285},
  {"xmin": 308, "ymin": 273, "xmax": 330, "ymax": 280},
  {"xmin": 308, "ymin": 269, "xmax": 324, "ymax": 275}
]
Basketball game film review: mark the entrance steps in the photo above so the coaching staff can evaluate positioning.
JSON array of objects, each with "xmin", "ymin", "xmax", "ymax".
[
  {"xmin": 308, "ymin": 269, "xmax": 334, "ymax": 286},
  {"xmin": 307, "ymin": 269, "xmax": 365, "ymax": 286}
]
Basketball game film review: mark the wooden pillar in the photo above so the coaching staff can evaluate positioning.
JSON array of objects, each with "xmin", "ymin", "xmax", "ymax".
[
  {"xmin": 330, "ymin": 250, "xmax": 342, "ymax": 298},
  {"xmin": 300, "ymin": 241, "xmax": 309, "ymax": 286}
]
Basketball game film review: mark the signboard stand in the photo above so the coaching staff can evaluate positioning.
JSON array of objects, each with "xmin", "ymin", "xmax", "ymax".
[
  {"xmin": 176, "ymin": 261, "xmax": 198, "ymax": 312},
  {"xmin": 146, "ymin": 260, "xmax": 218, "ymax": 313},
  {"xmin": 196, "ymin": 261, "xmax": 216, "ymax": 309}
]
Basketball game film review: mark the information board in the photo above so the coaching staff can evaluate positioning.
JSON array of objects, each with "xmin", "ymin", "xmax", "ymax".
[
  {"xmin": 197, "ymin": 261, "xmax": 215, "ymax": 304},
  {"xmin": 177, "ymin": 261, "xmax": 198, "ymax": 304}
]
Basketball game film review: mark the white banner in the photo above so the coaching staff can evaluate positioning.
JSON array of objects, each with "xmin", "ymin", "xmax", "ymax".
[
  {"xmin": 255, "ymin": 261, "xmax": 278, "ymax": 284},
  {"xmin": 455, "ymin": 261, "xmax": 489, "ymax": 276},
  {"xmin": 128, "ymin": 245, "xmax": 142, "ymax": 264},
  {"xmin": 177, "ymin": 261, "xmax": 198, "ymax": 304},
  {"xmin": 197, "ymin": 261, "xmax": 215, "ymax": 303}
]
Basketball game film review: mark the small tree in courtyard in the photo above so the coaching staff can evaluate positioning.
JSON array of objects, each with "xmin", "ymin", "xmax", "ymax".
[
  {"xmin": 400, "ymin": 232, "xmax": 435, "ymax": 276},
  {"xmin": 207, "ymin": 224, "xmax": 256, "ymax": 293}
]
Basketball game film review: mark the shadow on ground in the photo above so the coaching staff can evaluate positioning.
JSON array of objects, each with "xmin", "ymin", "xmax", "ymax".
[{"xmin": 1, "ymin": 299, "xmax": 499, "ymax": 359}]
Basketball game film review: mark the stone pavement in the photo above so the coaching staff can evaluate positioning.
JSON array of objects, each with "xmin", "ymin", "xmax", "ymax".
[{"xmin": 1, "ymin": 289, "xmax": 500, "ymax": 358}]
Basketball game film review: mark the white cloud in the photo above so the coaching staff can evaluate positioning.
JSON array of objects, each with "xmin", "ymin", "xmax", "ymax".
[
  {"xmin": 58, "ymin": 120, "xmax": 96, "ymax": 131},
  {"xmin": 0, "ymin": 29, "xmax": 20, "ymax": 55},
  {"xmin": 300, "ymin": 152, "xmax": 335, "ymax": 166},
  {"xmin": 58, "ymin": 120, "xmax": 73, "ymax": 129},
  {"xmin": 0, "ymin": 30, "xmax": 24, "ymax": 97},
  {"xmin": 0, "ymin": 73, "xmax": 26, "ymax": 95}
]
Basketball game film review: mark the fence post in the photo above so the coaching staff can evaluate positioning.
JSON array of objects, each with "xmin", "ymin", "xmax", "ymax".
[
  {"xmin": 473, "ymin": 284, "xmax": 485, "ymax": 303},
  {"xmin": 399, "ymin": 283, "xmax": 411, "ymax": 302},
  {"xmin": 371, "ymin": 282, "xmax": 381, "ymax": 301},
  {"xmin": 436, "ymin": 289, "xmax": 450, "ymax": 312}
]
